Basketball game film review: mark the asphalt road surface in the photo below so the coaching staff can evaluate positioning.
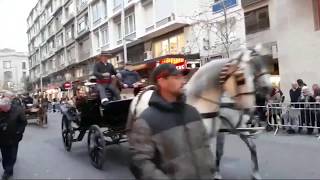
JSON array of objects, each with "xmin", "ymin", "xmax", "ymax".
[{"xmin": 6, "ymin": 112, "xmax": 320, "ymax": 179}]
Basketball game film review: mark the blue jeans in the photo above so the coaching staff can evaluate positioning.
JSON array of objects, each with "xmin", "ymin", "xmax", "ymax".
[{"xmin": 97, "ymin": 84, "xmax": 121, "ymax": 101}]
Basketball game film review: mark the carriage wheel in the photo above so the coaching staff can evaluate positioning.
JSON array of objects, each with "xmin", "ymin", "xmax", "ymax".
[
  {"xmin": 87, "ymin": 125, "xmax": 106, "ymax": 169},
  {"xmin": 61, "ymin": 116, "xmax": 73, "ymax": 152}
]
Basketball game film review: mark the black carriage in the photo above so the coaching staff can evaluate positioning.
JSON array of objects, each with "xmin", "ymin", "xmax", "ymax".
[{"xmin": 60, "ymin": 84, "xmax": 132, "ymax": 169}]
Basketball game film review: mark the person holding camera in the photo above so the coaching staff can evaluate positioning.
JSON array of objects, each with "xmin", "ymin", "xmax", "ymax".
[{"xmin": 0, "ymin": 92, "xmax": 27, "ymax": 180}]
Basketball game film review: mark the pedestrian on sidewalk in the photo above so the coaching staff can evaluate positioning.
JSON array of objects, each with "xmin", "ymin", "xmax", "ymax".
[
  {"xmin": 298, "ymin": 86, "xmax": 316, "ymax": 134},
  {"xmin": 312, "ymin": 84, "xmax": 320, "ymax": 98},
  {"xmin": 0, "ymin": 92, "xmax": 27, "ymax": 180},
  {"xmin": 128, "ymin": 63, "xmax": 215, "ymax": 179}
]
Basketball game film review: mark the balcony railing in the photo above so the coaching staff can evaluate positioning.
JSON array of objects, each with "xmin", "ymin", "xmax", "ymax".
[
  {"xmin": 145, "ymin": 25, "xmax": 154, "ymax": 32},
  {"xmin": 113, "ymin": 4, "xmax": 122, "ymax": 13}
]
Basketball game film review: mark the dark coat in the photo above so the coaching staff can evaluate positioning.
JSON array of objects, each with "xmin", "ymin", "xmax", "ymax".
[
  {"xmin": 290, "ymin": 88, "xmax": 301, "ymax": 103},
  {"xmin": 93, "ymin": 61, "xmax": 117, "ymax": 80},
  {"xmin": 128, "ymin": 92, "xmax": 214, "ymax": 179},
  {"xmin": 22, "ymin": 96, "xmax": 33, "ymax": 106},
  {"xmin": 0, "ymin": 105, "xmax": 27, "ymax": 146}
]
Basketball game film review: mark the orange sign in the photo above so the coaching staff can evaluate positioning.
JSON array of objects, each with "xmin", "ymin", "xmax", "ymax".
[{"xmin": 159, "ymin": 58, "xmax": 187, "ymax": 69}]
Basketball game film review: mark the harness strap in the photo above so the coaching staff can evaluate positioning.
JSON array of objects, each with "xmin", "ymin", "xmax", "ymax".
[
  {"xmin": 233, "ymin": 91, "xmax": 256, "ymax": 98},
  {"xmin": 201, "ymin": 112, "xmax": 219, "ymax": 119},
  {"xmin": 253, "ymin": 71, "xmax": 269, "ymax": 82}
]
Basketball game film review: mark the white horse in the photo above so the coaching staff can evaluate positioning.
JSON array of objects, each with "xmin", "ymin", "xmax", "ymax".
[{"xmin": 127, "ymin": 48, "xmax": 272, "ymax": 179}]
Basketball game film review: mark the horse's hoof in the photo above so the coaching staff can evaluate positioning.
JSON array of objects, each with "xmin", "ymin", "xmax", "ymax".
[
  {"xmin": 251, "ymin": 172, "xmax": 262, "ymax": 180},
  {"xmin": 214, "ymin": 172, "xmax": 222, "ymax": 180}
]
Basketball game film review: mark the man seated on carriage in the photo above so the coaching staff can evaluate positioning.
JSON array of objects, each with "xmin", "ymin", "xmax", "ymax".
[
  {"xmin": 22, "ymin": 93, "xmax": 34, "ymax": 108},
  {"xmin": 93, "ymin": 52, "xmax": 121, "ymax": 106}
]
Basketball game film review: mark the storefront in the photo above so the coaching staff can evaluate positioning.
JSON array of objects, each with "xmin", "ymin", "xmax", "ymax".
[{"xmin": 126, "ymin": 54, "xmax": 200, "ymax": 78}]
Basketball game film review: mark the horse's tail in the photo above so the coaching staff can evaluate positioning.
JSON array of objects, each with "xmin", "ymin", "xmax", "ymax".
[{"xmin": 126, "ymin": 85, "xmax": 156, "ymax": 133}]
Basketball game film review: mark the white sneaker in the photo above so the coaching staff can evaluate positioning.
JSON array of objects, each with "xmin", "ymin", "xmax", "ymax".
[{"xmin": 101, "ymin": 98, "xmax": 109, "ymax": 105}]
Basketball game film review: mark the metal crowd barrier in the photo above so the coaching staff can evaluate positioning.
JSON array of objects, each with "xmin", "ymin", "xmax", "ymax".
[{"xmin": 266, "ymin": 102, "xmax": 320, "ymax": 139}]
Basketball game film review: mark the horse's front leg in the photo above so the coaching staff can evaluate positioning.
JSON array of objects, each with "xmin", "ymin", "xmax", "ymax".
[
  {"xmin": 214, "ymin": 132, "xmax": 225, "ymax": 180},
  {"xmin": 239, "ymin": 134, "xmax": 261, "ymax": 180}
]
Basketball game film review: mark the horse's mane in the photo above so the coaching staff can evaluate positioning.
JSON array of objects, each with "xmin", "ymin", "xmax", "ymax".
[{"xmin": 186, "ymin": 58, "xmax": 230, "ymax": 97}]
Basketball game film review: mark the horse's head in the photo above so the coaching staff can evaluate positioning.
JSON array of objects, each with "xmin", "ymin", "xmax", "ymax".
[
  {"xmin": 224, "ymin": 46, "xmax": 272, "ymax": 111},
  {"xmin": 246, "ymin": 46, "xmax": 273, "ymax": 97}
]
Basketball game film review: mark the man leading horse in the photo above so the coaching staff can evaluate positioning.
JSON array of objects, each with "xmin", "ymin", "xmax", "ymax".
[{"xmin": 128, "ymin": 47, "xmax": 273, "ymax": 179}]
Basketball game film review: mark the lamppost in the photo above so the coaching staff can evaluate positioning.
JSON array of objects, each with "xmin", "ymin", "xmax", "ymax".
[
  {"xmin": 121, "ymin": 0, "xmax": 128, "ymax": 64},
  {"xmin": 40, "ymin": 61, "xmax": 43, "ymax": 93}
]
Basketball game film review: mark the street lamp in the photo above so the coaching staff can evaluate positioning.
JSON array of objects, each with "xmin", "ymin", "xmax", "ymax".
[
  {"xmin": 121, "ymin": 0, "xmax": 128, "ymax": 64},
  {"xmin": 40, "ymin": 61, "xmax": 43, "ymax": 93}
]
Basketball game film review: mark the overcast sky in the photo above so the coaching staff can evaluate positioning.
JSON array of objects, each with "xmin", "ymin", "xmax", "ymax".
[{"xmin": 0, "ymin": 0, "xmax": 38, "ymax": 52}]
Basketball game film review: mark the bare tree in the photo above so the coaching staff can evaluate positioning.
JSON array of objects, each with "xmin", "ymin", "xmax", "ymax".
[
  {"xmin": 182, "ymin": 0, "xmax": 243, "ymax": 59},
  {"xmin": 23, "ymin": 76, "xmax": 33, "ymax": 92}
]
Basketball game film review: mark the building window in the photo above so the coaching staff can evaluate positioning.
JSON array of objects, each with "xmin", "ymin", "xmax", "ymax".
[
  {"xmin": 58, "ymin": 52, "xmax": 65, "ymax": 66},
  {"xmin": 125, "ymin": 14, "xmax": 135, "ymax": 35},
  {"xmin": 116, "ymin": 22, "xmax": 122, "ymax": 40},
  {"xmin": 4, "ymin": 71, "xmax": 13, "ymax": 80},
  {"xmin": 65, "ymin": 5, "xmax": 70, "ymax": 18},
  {"xmin": 22, "ymin": 62, "xmax": 26, "ymax": 70},
  {"xmin": 94, "ymin": 30, "xmax": 100, "ymax": 50},
  {"xmin": 92, "ymin": 2, "xmax": 101, "ymax": 22},
  {"xmin": 48, "ymin": 39, "xmax": 55, "ymax": 54},
  {"xmin": 313, "ymin": 0, "xmax": 320, "ymax": 30},
  {"xmin": 75, "ymin": 68, "xmax": 84, "ymax": 78},
  {"xmin": 153, "ymin": 33, "xmax": 185, "ymax": 57},
  {"xmin": 78, "ymin": 38, "xmax": 91, "ymax": 60},
  {"xmin": 41, "ymin": 31, "xmax": 45, "ymax": 42},
  {"xmin": 66, "ymin": 24, "xmax": 74, "ymax": 41},
  {"xmin": 56, "ymin": 33, "xmax": 64, "ymax": 48},
  {"xmin": 80, "ymin": 0, "xmax": 87, "ymax": 5},
  {"xmin": 67, "ymin": 46, "xmax": 76, "ymax": 63},
  {"xmin": 22, "ymin": 72, "xmax": 27, "ymax": 79},
  {"xmin": 101, "ymin": 25, "xmax": 109, "ymax": 45},
  {"xmin": 245, "ymin": 6, "xmax": 270, "ymax": 35},
  {"xmin": 103, "ymin": 0, "xmax": 108, "ymax": 17},
  {"xmin": 41, "ymin": 44, "xmax": 48, "ymax": 58},
  {"xmin": 78, "ymin": 16, "xmax": 87, "ymax": 33},
  {"xmin": 56, "ymin": 13, "xmax": 62, "ymax": 30},
  {"xmin": 114, "ymin": 0, "xmax": 122, "ymax": 8},
  {"xmin": 3, "ymin": 61, "xmax": 11, "ymax": 69}
]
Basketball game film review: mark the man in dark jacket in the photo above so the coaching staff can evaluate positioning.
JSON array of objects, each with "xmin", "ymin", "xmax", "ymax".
[
  {"xmin": 93, "ymin": 53, "xmax": 120, "ymax": 105},
  {"xmin": 128, "ymin": 64, "xmax": 215, "ymax": 179},
  {"xmin": 0, "ymin": 94, "xmax": 27, "ymax": 179},
  {"xmin": 290, "ymin": 82, "xmax": 301, "ymax": 104},
  {"xmin": 22, "ymin": 93, "xmax": 33, "ymax": 107}
]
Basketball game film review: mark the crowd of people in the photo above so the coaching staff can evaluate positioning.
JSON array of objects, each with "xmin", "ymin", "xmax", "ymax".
[{"xmin": 258, "ymin": 79, "xmax": 320, "ymax": 135}]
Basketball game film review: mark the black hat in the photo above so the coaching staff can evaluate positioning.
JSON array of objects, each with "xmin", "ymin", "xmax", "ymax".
[{"xmin": 151, "ymin": 63, "xmax": 189, "ymax": 84}]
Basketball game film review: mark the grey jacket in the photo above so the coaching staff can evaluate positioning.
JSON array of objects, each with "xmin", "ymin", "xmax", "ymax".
[
  {"xmin": 93, "ymin": 61, "xmax": 117, "ymax": 80},
  {"xmin": 128, "ymin": 92, "xmax": 215, "ymax": 179}
]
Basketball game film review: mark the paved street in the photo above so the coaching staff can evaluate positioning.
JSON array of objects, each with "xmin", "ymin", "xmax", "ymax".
[{"xmin": 7, "ymin": 112, "xmax": 320, "ymax": 179}]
